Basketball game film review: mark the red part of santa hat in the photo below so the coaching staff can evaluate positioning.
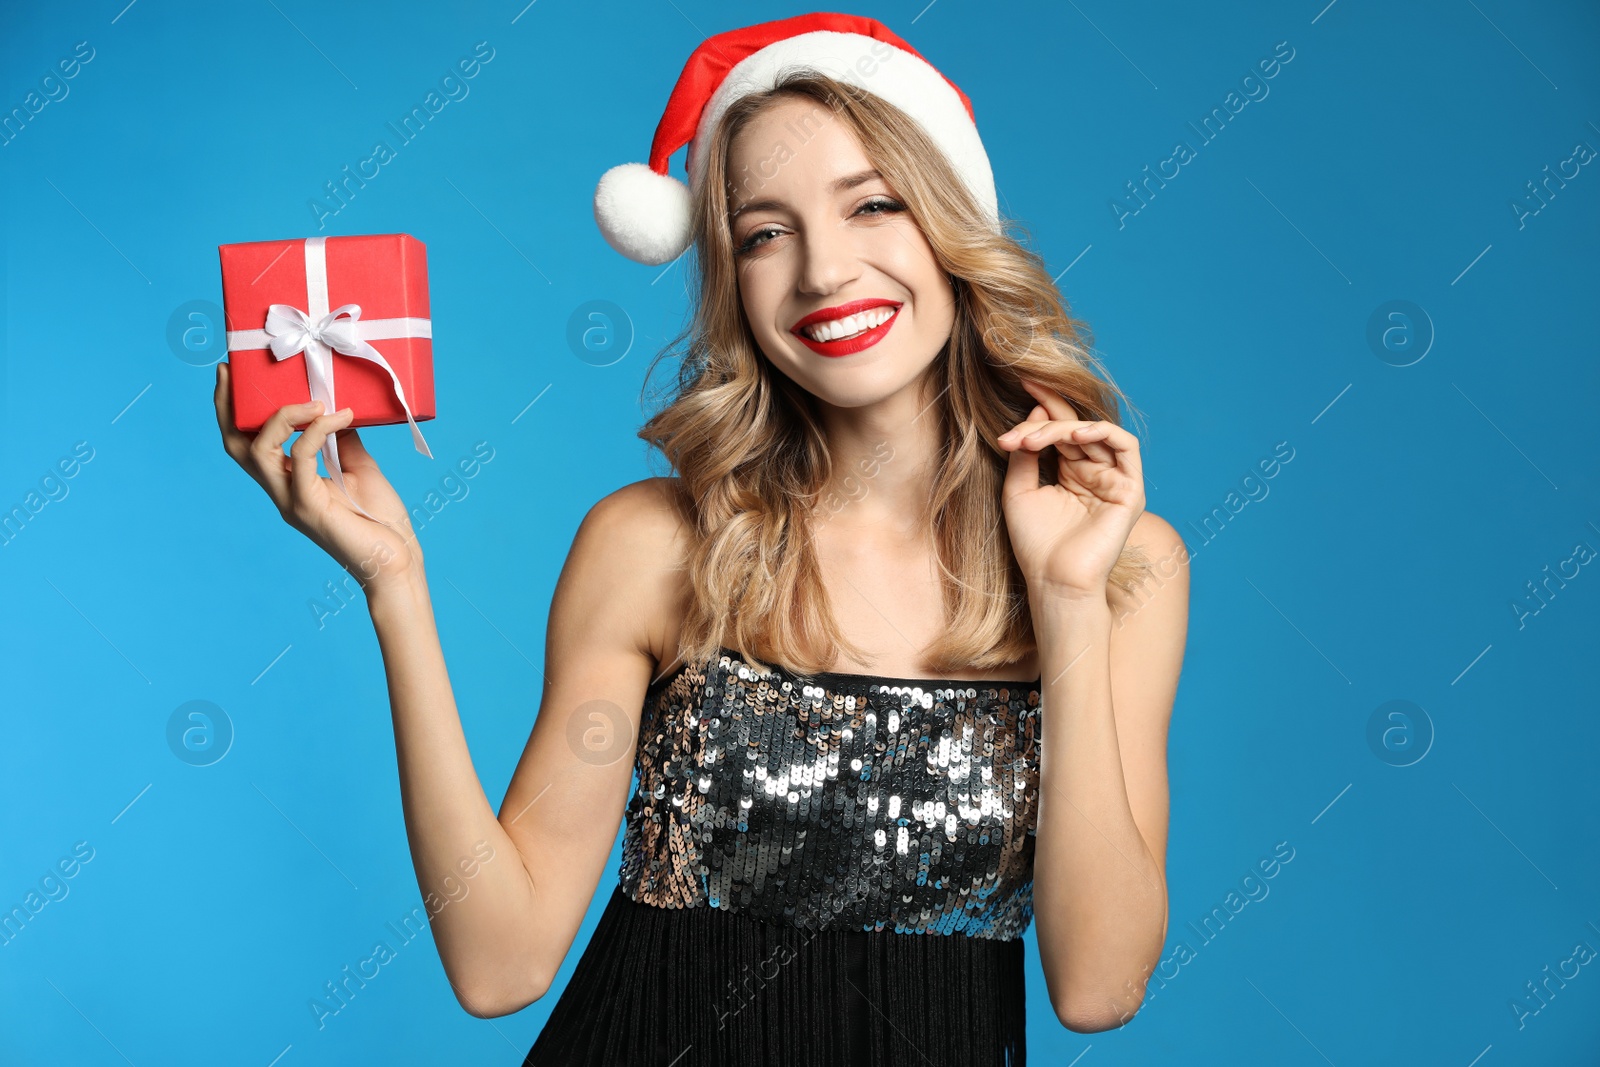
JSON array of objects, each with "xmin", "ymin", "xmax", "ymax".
[{"xmin": 593, "ymin": 11, "xmax": 998, "ymax": 266}]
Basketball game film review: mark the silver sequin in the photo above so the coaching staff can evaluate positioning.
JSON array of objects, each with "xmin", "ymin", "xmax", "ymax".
[{"xmin": 618, "ymin": 648, "xmax": 1044, "ymax": 940}]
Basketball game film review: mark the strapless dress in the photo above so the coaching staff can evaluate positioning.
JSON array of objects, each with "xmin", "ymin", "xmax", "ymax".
[{"xmin": 522, "ymin": 646, "xmax": 1044, "ymax": 1066}]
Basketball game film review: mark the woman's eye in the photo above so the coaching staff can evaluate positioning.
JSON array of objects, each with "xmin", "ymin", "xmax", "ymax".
[
  {"xmin": 857, "ymin": 196, "xmax": 905, "ymax": 216},
  {"xmin": 735, "ymin": 226, "xmax": 782, "ymax": 255}
]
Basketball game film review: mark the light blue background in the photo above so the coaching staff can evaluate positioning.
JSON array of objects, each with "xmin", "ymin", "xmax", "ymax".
[{"xmin": 3, "ymin": 0, "xmax": 1597, "ymax": 1064}]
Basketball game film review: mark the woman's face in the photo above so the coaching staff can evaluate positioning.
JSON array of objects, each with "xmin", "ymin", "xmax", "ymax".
[{"xmin": 725, "ymin": 97, "xmax": 956, "ymax": 408}]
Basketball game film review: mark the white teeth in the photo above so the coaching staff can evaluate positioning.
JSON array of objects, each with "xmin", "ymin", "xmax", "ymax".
[{"xmin": 801, "ymin": 306, "xmax": 896, "ymax": 342}]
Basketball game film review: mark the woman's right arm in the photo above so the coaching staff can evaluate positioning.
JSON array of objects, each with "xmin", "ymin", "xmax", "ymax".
[
  {"xmin": 362, "ymin": 479, "xmax": 682, "ymax": 1017},
  {"xmin": 214, "ymin": 363, "xmax": 683, "ymax": 1017},
  {"xmin": 360, "ymin": 492, "xmax": 672, "ymax": 1017}
]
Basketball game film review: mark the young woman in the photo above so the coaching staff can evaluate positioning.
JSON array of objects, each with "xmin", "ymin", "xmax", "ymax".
[{"xmin": 213, "ymin": 13, "xmax": 1187, "ymax": 1066}]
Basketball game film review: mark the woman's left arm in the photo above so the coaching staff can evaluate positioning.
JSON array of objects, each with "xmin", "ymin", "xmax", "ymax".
[
  {"xmin": 998, "ymin": 378, "xmax": 1190, "ymax": 1032},
  {"xmin": 1029, "ymin": 514, "xmax": 1188, "ymax": 1031}
]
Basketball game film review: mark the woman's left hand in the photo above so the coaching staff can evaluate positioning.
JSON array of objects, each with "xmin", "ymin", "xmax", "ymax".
[{"xmin": 998, "ymin": 377, "xmax": 1146, "ymax": 603}]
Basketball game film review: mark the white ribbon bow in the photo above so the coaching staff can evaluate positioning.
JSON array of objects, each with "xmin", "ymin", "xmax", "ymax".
[{"xmin": 226, "ymin": 237, "xmax": 433, "ymax": 524}]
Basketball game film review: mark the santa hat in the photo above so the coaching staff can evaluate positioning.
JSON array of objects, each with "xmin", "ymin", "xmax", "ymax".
[{"xmin": 593, "ymin": 11, "xmax": 998, "ymax": 266}]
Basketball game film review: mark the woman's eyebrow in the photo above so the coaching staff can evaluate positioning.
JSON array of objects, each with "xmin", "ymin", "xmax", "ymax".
[{"xmin": 729, "ymin": 168, "xmax": 883, "ymax": 221}]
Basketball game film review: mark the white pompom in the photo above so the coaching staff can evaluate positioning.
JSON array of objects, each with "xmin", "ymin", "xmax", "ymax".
[{"xmin": 593, "ymin": 162, "xmax": 693, "ymax": 266}]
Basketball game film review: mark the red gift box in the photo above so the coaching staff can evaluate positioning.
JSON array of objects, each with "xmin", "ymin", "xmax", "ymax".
[{"xmin": 219, "ymin": 233, "xmax": 435, "ymax": 435}]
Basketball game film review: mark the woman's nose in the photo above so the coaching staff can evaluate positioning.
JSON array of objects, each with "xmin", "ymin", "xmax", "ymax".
[{"xmin": 797, "ymin": 224, "xmax": 861, "ymax": 296}]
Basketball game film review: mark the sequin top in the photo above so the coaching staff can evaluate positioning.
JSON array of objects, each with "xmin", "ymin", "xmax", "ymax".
[{"xmin": 618, "ymin": 646, "xmax": 1045, "ymax": 941}]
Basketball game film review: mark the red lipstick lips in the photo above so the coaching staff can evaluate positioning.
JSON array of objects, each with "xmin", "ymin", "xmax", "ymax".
[{"xmin": 790, "ymin": 298, "xmax": 902, "ymax": 357}]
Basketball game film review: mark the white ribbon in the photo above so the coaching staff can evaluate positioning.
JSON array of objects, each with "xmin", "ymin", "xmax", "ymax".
[{"xmin": 226, "ymin": 236, "xmax": 433, "ymax": 523}]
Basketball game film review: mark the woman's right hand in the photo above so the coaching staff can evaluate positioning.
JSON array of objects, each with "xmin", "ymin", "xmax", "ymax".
[{"xmin": 214, "ymin": 360, "xmax": 422, "ymax": 592}]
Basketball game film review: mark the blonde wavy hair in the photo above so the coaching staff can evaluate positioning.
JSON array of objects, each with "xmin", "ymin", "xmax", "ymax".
[{"xmin": 638, "ymin": 70, "xmax": 1151, "ymax": 678}]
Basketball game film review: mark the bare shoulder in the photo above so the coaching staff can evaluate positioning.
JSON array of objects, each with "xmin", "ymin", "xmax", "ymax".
[
  {"xmin": 579, "ymin": 476, "xmax": 691, "ymax": 576},
  {"xmin": 586, "ymin": 475, "xmax": 689, "ymax": 535},
  {"xmin": 567, "ymin": 476, "xmax": 692, "ymax": 666},
  {"xmin": 1110, "ymin": 509, "xmax": 1190, "ymax": 615},
  {"xmin": 1129, "ymin": 509, "xmax": 1185, "ymax": 555}
]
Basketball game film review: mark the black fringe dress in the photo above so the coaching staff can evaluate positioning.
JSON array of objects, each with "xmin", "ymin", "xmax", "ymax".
[{"xmin": 523, "ymin": 647, "xmax": 1044, "ymax": 1067}]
